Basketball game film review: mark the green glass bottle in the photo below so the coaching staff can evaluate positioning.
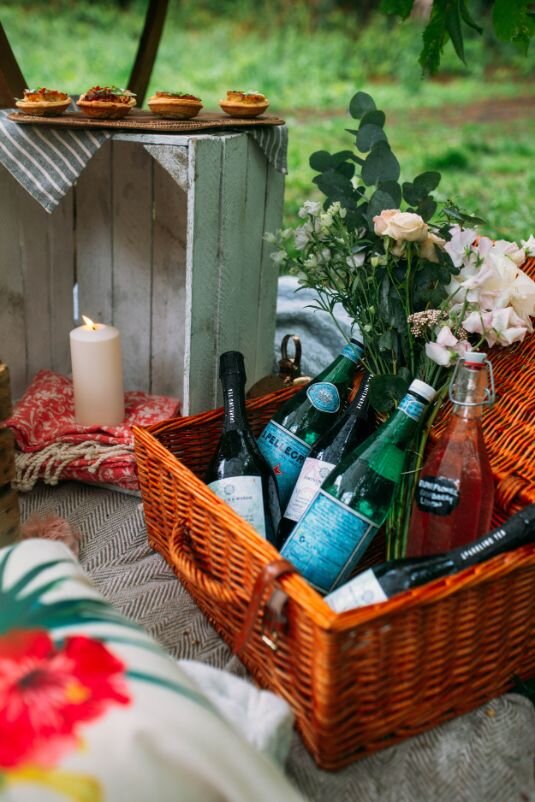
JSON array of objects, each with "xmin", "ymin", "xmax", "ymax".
[
  {"xmin": 281, "ymin": 379, "xmax": 437, "ymax": 594},
  {"xmin": 205, "ymin": 351, "xmax": 281, "ymax": 548},
  {"xmin": 257, "ymin": 335, "xmax": 365, "ymax": 508},
  {"xmin": 325, "ymin": 503, "xmax": 535, "ymax": 612}
]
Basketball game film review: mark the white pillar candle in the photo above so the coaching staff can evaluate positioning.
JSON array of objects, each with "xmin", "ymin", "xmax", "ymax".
[{"xmin": 70, "ymin": 316, "xmax": 125, "ymax": 426}]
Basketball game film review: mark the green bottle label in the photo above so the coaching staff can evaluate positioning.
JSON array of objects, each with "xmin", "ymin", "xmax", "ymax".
[
  {"xmin": 257, "ymin": 420, "xmax": 311, "ymax": 507},
  {"xmin": 306, "ymin": 382, "xmax": 340, "ymax": 413},
  {"xmin": 281, "ymin": 489, "xmax": 378, "ymax": 593},
  {"xmin": 342, "ymin": 341, "xmax": 364, "ymax": 364}
]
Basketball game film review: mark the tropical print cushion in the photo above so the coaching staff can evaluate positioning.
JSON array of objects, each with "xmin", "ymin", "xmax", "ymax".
[{"xmin": 0, "ymin": 539, "xmax": 304, "ymax": 802}]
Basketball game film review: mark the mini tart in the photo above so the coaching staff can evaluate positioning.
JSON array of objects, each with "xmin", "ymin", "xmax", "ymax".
[
  {"xmin": 15, "ymin": 88, "xmax": 71, "ymax": 117},
  {"xmin": 77, "ymin": 87, "xmax": 136, "ymax": 120},
  {"xmin": 219, "ymin": 90, "xmax": 269, "ymax": 118},
  {"xmin": 147, "ymin": 92, "xmax": 203, "ymax": 120}
]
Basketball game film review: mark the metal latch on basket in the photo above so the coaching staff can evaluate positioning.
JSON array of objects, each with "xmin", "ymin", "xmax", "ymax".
[{"xmin": 233, "ymin": 559, "xmax": 296, "ymax": 655}]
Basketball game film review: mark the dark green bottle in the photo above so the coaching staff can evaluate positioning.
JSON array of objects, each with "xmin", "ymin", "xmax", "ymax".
[
  {"xmin": 257, "ymin": 335, "xmax": 365, "ymax": 509},
  {"xmin": 277, "ymin": 372, "xmax": 374, "ymax": 545},
  {"xmin": 281, "ymin": 379, "xmax": 437, "ymax": 593},
  {"xmin": 205, "ymin": 351, "xmax": 281, "ymax": 548},
  {"xmin": 325, "ymin": 503, "xmax": 535, "ymax": 611}
]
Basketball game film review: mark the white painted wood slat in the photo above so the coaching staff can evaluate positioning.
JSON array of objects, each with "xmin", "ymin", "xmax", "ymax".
[
  {"xmin": 151, "ymin": 157, "xmax": 187, "ymax": 398},
  {"xmin": 76, "ymin": 141, "xmax": 113, "ymax": 326},
  {"xmin": 0, "ymin": 169, "xmax": 26, "ymax": 399},
  {"xmin": 112, "ymin": 140, "xmax": 153, "ymax": 392}
]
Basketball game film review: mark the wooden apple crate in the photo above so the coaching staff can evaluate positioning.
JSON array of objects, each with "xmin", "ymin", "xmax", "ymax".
[{"xmin": 0, "ymin": 131, "xmax": 284, "ymax": 414}]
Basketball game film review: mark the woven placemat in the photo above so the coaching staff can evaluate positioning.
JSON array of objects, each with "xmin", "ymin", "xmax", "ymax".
[{"xmin": 8, "ymin": 109, "xmax": 285, "ymax": 133}]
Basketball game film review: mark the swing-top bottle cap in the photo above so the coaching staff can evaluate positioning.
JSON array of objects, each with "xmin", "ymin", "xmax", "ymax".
[
  {"xmin": 409, "ymin": 379, "xmax": 437, "ymax": 404},
  {"xmin": 463, "ymin": 351, "xmax": 487, "ymax": 367},
  {"xmin": 219, "ymin": 351, "xmax": 246, "ymax": 379}
]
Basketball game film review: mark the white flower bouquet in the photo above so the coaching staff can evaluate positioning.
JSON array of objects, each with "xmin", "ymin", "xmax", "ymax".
[{"xmin": 271, "ymin": 90, "xmax": 535, "ymax": 556}]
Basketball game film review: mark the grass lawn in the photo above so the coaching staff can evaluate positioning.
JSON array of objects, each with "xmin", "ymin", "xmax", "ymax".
[{"xmin": 2, "ymin": 0, "xmax": 534, "ymax": 241}]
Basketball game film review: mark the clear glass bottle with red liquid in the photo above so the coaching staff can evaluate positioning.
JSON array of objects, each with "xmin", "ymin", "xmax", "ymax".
[{"xmin": 406, "ymin": 352, "xmax": 495, "ymax": 557}]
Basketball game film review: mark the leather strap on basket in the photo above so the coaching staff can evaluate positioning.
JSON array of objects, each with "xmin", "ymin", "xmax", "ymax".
[{"xmin": 233, "ymin": 558, "xmax": 296, "ymax": 655}]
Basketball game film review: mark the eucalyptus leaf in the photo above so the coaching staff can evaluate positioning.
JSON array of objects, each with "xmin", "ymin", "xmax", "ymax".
[
  {"xmin": 357, "ymin": 123, "xmax": 388, "ymax": 153},
  {"xmin": 378, "ymin": 331, "xmax": 394, "ymax": 351},
  {"xmin": 367, "ymin": 188, "xmax": 398, "ymax": 223},
  {"xmin": 413, "ymin": 171, "xmax": 442, "ymax": 193},
  {"xmin": 331, "ymin": 150, "xmax": 356, "ymax": 166},
  {"xmin": 402, "ymin": 181, "xmax": 421, "ymax": 206},
  {"xmin": 360, "ymin": 109, "xmax": 386, "ymax": 129},
  {"xmin": 378, "ymin": 180, "xmax": 401, "ymax": 206},
  {"xmin": 335, "ymin": 161, "xmax": 356, "ymax": 180},
  {"xmin": 417, "ymin": 195, "xmax": 437, "ymax": 221},
  {"xmin": 362, "ymin": 141, "xmax": 400, "ymax": 186},
  {"xmin": 370, "ymin": 374, "xmax": 409, "ymax": 412},
  {"xmin": 309, "ymin": 150, "xmax": 333, "ymax": 172},
  {"xmin": 349, "ymin": 91, "xmax": 376, "ymax": 120}
]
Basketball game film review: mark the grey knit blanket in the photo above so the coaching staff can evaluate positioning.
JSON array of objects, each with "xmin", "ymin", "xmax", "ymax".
[{"xmin": 20, "ymin": 482, "xmax": 535, "ymax": 802}]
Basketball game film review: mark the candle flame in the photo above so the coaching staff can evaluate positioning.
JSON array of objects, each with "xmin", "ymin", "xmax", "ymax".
[{"xmin": 82, "ymin": 315, "xmax": 98, "ymax": 331}]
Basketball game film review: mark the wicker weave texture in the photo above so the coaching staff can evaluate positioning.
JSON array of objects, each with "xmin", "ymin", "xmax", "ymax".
[{"xmin": 134, "ymin": 263, "xmax": 535, "ymax": 770}]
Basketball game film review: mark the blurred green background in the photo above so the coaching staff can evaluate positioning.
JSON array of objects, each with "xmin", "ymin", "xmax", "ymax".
[{"xmin": 2, "ymin": 0, "xmax": 534, "ymax": 241}]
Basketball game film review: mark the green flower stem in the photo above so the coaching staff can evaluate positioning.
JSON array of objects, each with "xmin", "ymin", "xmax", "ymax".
[{"xmin": 385, "ymin": 380, "xmax": 450, "ymax": 559}]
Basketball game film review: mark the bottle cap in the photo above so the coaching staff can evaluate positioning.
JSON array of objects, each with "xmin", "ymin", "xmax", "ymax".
[
  {"xmin": 463, "ymin": 351, "xmax": 487, "ymax": 367},
  {"xmin": 409, "ymin": 379, "xmax": 437, "ymax": 404},
  {"xmin": 219, "ymin": 351, "xmax": 246, "ymax": 379}
]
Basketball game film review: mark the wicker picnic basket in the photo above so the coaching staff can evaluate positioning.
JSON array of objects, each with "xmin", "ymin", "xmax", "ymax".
[{"xmin": 133, "ymin": 258, "xmax": 535, "ymax": 771}]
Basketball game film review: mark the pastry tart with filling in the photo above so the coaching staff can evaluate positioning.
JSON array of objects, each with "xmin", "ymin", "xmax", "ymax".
[
  {"xmin": 148, "ymin": 91, "xmax": 203, "ymax": 120},
  {"xmin": 15, "ymin": 87, "xmax": 71, "ymax": 117},
  {"xmin": 77, "ymin": 86, "xmax": 136, "ymax": 119},
  {"xmin": 219, "ymin": 90, "xmax": 269, "ymax": 118}
]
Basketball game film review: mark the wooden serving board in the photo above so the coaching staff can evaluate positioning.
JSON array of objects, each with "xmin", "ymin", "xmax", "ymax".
[{"xmin": 8, "ymin": 109, "xmax": 285, "ymax": 133}]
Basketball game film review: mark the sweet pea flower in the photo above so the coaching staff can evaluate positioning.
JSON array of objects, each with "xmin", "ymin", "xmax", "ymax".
[
  {"xmin": 521, "ymin": 235, "xmax": 535, "ymax": 257},
  {"xmin": 444, "ymin": 225, "xmax": 477, "ymax": 267},
  {"xmin": 487, "ymin": 307, "xmax": 529, "ymax": 347},
  {"xmin": 295, "ymin": 223, "xmax": 312, "ymax": 250},
  {"xmin": 346, "ymin": 252, "xmax": 366, "ymax": 269},
  {"xmin": 425, "ymin": 325, "xmax": 468, "ymax": 366},
  {"xmin": 298, "ymin": 200, "xmax": 321, "ymax": 219}
]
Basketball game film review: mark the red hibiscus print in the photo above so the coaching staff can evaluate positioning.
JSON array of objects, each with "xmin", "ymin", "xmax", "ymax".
[{"xmin": 0, "ymin": 629, "xmax": 131, "ymax": 769}]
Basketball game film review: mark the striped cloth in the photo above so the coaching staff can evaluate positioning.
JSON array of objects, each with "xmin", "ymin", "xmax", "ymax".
[{"xmin": 0, "ymin": 108, "xmax": 287, "ymax": 213}]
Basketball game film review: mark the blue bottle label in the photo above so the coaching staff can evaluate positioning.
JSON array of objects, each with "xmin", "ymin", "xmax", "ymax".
[
  {"xmin": 399, "ymin": 395, "xmax": 426, "ymax": 422},
  {"xmin": 281, "ymin": 490, "xmax": 379, "ymax": 594},
  {"xmin": 342, "ymin": 341, "xmax": 364, "ymax": 364},
  {"xmin": 257, "ymin": 421, "xmax": 311, "ymax": 507},
  {"xmin": 306, "ymin": 382, "xmax": 340, "ymax": 413}
]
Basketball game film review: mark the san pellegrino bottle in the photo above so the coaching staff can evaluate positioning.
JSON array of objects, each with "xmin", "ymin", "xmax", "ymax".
[
  {"xmin": 325, "ymin": 503, "xmax": 535, "ymax": 612},
  {"xmin": 278, "ymin": 372, "xmax": 375, "ymax": 545},
  {"xmin": 205, "ymin": 351, "xmax": 281, "ymax": 548},
  {"xmin": 281, "ymin": 379, "xmax": 437, "ymax": 594},
  {"xmin": 257, "ymin": 334, "xmax": 365, "ymax": 509},
  {"xmin": 407, "ymin": 352, "xmax": 495, "ymax": 557}
]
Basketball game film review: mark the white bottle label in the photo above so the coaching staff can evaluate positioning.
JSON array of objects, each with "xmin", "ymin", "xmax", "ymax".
[
  {"xmin": 208, "ymin": 476, "xmax": 266, "ymax": 538},
  {"xmin": 283, "ymin": 457, "xmax": 336, "ymax": 523},
  {"xmin": 324, "ymin": 569, "xmax": 388, "ymax": 612}
]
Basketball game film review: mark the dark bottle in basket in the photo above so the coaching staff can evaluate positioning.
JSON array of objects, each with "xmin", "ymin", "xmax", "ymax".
[
  {"xmin": 325, "ymin": 503, "xmax": 535, "ymax": 612},
  {"xmin": 205, "ymin": 351, "xmax": 282, "ymax": 548},
  {"xmin": 281, "ymin": 379, "xmax": 437, "ymax": 594},
  {"xmin": 407, "ymin": 352, "xmax": 495, "ymax": 557},
  {"xmin": 257, "ymin": 333, "xmax": 365, "ymax": 509},
  {"xmin": 278, "ymin": 372, "xmax": 375, "ymax": 545}
]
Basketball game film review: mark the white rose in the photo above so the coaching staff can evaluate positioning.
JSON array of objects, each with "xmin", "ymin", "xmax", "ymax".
[
  {"xmin": 378, "ymin": 211, "xmax": 429, "ymax": 242},
  {"xmin": 372, "ymin": 209, "xmax": 398, "ymax": 236},
  {"xmin": 419, "ymin": 232, "xmax": 446, "ymax": 263}
]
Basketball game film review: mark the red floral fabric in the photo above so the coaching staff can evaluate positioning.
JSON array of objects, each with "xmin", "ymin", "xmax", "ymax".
[
  {"xmin": 0, "ymin": 629, "xmax": 130, "ymax": 769},
  {"xmin": 4, "ymin": 370, "xmax": 180, "ymax": 491}
]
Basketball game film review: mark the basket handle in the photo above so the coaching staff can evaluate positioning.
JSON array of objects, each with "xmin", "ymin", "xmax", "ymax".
[
  {"xmin": 233, "ymin": 559, "xmax": 296, "ymax": 655},
  {"xmin": 168, "ymin": 519, "xmax": 236, "ymax": 604}
]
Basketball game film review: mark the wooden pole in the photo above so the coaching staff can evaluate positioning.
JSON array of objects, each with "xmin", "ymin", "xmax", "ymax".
[
  {"xmin": 127, "ymin": 0, "xmax": 169, "ymax": 106},
  {"xmin": 0, "ymin": 362, "xmax": 20, "ymax": 546},
  {"xmin": 0, "ymin": 22, "xmax": 26, "ymax": 109}
]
